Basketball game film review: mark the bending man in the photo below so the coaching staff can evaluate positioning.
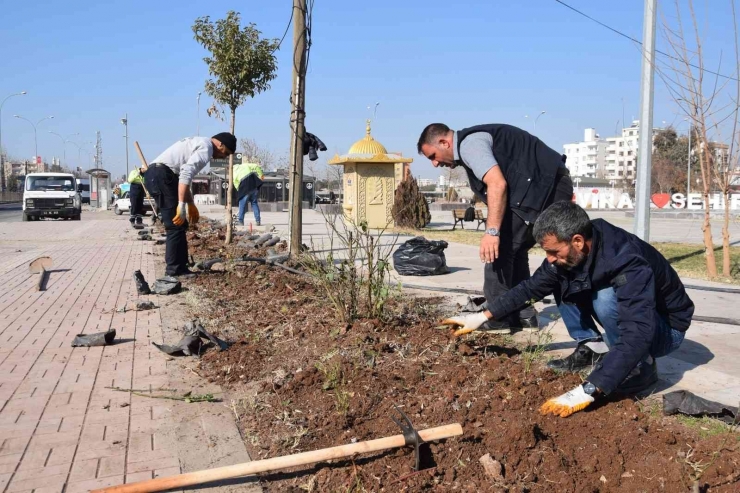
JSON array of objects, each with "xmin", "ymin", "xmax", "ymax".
[
  {"xmin": 418, "ymin": 123, "xmax": 573, "ymax": 333},
  {"xmin": 146, "ymin": 132, "xmax": 236, "ymax": 278}
]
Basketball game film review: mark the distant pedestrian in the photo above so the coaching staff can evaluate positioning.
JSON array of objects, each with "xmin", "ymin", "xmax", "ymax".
[
  {"xmin": 127, "ymin": 168, "xmax": 145, "ymax": 228},
  {"xmin": 234, "ymin": 161, "xmax": 264, "ymax": 226},
  {"xmin": 146, "ymin": 132, "xmax": 236, "ymax": 278}
]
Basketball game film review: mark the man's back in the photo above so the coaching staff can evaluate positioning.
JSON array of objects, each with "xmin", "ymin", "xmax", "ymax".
[{"xmin": 588, "ymin": 219, "xmax": 693, "ymax": 330}]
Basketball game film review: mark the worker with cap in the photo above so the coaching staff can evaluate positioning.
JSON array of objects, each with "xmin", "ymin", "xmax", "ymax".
[
  {"xmin": 145, "ymin": 132, "xmax": 236, "ymax": 278},
  {"xmin": 233, "ymin": 160, "xmax": 264, "ymax": 226},
  {"xmin": 127, "ymin": 167, "xmax": 145, "ymax": 228}
]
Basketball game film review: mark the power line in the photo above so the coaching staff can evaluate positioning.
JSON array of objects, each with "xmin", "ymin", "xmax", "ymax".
[
  {"xmin": 272, "ymin": 7, "xmax": 294, "ymax": 53},
  {"xmin": 554, "ymin": 0, "xmax": 739, "ymax": 82}
]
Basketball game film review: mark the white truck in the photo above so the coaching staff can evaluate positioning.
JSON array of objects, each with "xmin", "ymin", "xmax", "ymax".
[
  {"xmin": 22, "ymin": 172, "xmax": 82, "ymax": 221},
  {"xmin": 76, "ymin": 178, "xmax": 90, "ymax": 204}
]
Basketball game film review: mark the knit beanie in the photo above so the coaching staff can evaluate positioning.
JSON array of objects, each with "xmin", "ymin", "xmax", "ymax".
[{"xmin": 212, "ymin": 132, "xmax": 237, "ymax": 153}]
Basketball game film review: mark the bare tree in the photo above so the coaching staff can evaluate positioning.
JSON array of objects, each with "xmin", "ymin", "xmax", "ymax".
[
  {"xmin": 657, "ymin": 0, "xmax": 740, "ymax": 277},
  {"xmin": 239, "ymin": 138, "xmax": 278, "ymax": 170}
]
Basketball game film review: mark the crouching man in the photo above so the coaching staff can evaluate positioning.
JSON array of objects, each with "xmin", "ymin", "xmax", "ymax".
[{"xmin": 443, "ymin": 201, "xmax": 694, "ymax": 417}]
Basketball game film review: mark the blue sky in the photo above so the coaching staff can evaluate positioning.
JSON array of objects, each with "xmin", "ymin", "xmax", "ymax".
[{"xmin": 0, "ymin": 0, "xmax": 735, "ymax": 180}]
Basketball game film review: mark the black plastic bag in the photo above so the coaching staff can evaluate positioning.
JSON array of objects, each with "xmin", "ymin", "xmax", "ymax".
[
  {"xmin": 133, "ymin": 270, "xmax": 151, "ymax": 295},
  {"xmin": 72, "ymin": 329, "xmax": 116, "ymax": 347},
  {"xmin": 393, "ymin": 236, "xmax": 450, "ymax": 276},
  {"xmin": 663, "ymin": 390, "xmax": 738, "ymax": 424},
  {"xmin": 151, "ymin": 276, "xmax": 181, "ymax": 295}
]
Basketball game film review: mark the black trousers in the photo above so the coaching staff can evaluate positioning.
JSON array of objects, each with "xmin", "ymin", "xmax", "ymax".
[
  {"xmin": 483, "ymin": 173, "xmax": 574, "ymax": 322},
  {"xmin": 144, "ymin": 165, "xmax": 189, "ymax": 276},
  {"xmin": 129, "ymin": 183, "xmax": 145, "ymax": 223}
]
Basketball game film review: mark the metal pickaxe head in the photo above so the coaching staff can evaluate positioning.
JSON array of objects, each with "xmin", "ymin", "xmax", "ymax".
[
  {"xmin": 391, "ymin": 405, "xmax": 423, "ymax": 471},
  {"xmin": 29, "ymin": 256, "xmax": 53, "ymax": 274}
]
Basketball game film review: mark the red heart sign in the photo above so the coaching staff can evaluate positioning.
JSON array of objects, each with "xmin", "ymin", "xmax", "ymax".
[{"xmin": 651, "ymin": 193, "xmax": 671, "ymax": 208}]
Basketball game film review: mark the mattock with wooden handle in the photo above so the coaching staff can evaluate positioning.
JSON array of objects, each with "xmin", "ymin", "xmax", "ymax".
[
  {"xmin": 28, "ymin": 257, "xmax": 52, "ymax": 291},
  {"xmin": 391, "ymin": 404, "xmax": 424, "ymax": 471}
]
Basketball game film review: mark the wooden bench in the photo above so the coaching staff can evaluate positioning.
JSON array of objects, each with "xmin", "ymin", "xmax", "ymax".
[{"xmin": 452, "ymin": 208, "xmax": 487, "ymax": 230}]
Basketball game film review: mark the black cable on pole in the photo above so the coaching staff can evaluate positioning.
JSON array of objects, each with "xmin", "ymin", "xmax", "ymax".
[
  {"xmin": 554, "ymin": 0, "xmax": 740, "ymax": 82},
  {"xmin": 272, "ymin": 6, "xmax": 294, "ymax": 54}
]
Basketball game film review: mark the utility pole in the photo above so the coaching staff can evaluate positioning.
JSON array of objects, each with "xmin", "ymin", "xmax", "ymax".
[
  {"xmin": 633, "ymin": 0, "xmax": 657, "ymax": 241},
  {"xmin": 94, "ymin": 131, "xmax": 103, "ymax": 168},
  {"xmin": 288, "ymin": 0, "xmax": 308, "ymax": 255},
  {"xmin": 121, "ymin": 114, "xmax": 129, "ymax": 176}
]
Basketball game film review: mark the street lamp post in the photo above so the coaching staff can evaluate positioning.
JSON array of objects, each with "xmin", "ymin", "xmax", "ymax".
[
  {"xmin": 196, "ymin": 93, "xmax": 201, "ymax": 136},
  {"xmin": 121, "ymin": 114, "xmax": 129, "ymax": 176},
  {"xmin": 534, "ymin": 111, "xmax": 546, "ymax": 132},
  {"xmin": 13, "ymin": 115, "xmax": 54, "ymax": 173},
  {"xmin": 0, "ymin": 91, "xmax": 27, "ymax": 190},
  {"xmin": 48, "ymin": 131, "xmax": 68, "ymax": 166},
  {"xmin": 524, "ymin": 111, "xmax": 546, "ymax": 133}
]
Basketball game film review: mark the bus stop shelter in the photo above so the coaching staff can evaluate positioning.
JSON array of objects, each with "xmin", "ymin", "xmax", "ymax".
[{"xmin": 86, "ymin": 168, "xmax": 112, "ymax": 209}]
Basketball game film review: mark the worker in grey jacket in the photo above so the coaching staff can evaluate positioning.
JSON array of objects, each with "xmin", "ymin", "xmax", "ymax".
[{"xmin": 146, "ymin": 132, "xmax": 236, "ymax": 278}]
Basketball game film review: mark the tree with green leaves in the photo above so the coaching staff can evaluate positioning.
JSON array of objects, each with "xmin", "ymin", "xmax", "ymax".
[{"xmin": 192, "ymin": 11, "xmax": 279, "ymax": 244}]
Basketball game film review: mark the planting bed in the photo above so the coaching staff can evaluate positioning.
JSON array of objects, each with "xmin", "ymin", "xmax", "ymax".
[{"xmin": 182, "ymin": 226, "xmax": 739, "ymax": 492}]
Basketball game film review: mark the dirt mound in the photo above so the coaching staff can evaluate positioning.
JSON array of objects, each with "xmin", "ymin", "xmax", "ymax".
[{"xmin": 184, "ymin": 234, "xmax": 739, "ymax": 492}]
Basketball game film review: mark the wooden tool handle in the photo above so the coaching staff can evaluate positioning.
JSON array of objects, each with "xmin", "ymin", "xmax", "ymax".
[
  {"xmin": 134, "ymin": 141, "xmax": 148, "ymax": 171},
  {"xmin": 36, "ymin": 268, "xmax": 48, "ymax": 291},
  {"xmin": 93, "ymin": 423, "xmax": 462, "ymax": 493}
]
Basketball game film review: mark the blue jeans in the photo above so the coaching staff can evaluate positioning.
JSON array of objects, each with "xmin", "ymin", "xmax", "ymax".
[
  {"xmin": 558, "ymin": 287, "xmax": 685, "ymax": 358},
  {"xmin": 238, "ymin": 190, "xmax": 260, "ymax": 224}
]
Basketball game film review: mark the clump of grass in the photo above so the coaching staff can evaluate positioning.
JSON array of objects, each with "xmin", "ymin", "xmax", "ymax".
[
  {"xmin": 675, "ymin": 415, "xmax": 737, "ymax": 439},
  {"xmin": 334, "ymin": 388, "xmax": 353, "ymax": 416},
  {"xmin": 315, "ymin": 360, "xmax": 342, "ymax": 391},
  {"xmin": 522, "ymin": 328, "xmax": 554, "ymax": 374}
]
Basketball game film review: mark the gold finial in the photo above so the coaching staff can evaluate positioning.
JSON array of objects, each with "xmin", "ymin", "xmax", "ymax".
[{"xmin": 366, "ymin": 119, "xmax": 372, "ymax": 137}]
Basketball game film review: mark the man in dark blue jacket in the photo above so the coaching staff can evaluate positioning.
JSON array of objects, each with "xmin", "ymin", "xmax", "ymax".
[{"xmin": 449, "ymin": 201, "xmax": 694, "ymax": 417}]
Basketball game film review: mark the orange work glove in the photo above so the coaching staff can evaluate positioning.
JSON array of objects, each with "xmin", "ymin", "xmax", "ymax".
[
  {"xmin": 539, "ymin": 384, "xmax": 595, "ymax": 418},
  {"xmin": 173, "ymin": 202, "xmax": 187, "ymax": 226},
  {"xmin": 187, "ymin": 202, "xmax": 199, "ymax": 225},
  {"xmin": 440, "ymin": 312, "xmax": 489, "ymax": 337}
]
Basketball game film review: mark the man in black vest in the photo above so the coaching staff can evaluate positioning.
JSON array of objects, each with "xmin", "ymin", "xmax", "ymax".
[{"xmin": 417, "ymin": 123, "xmax": 573, "ymax": 333}]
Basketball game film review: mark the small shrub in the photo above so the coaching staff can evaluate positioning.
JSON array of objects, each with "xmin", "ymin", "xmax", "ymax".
[{"xmin": 392, "ymin": 177, "xmax": 431, "ymax": 229}]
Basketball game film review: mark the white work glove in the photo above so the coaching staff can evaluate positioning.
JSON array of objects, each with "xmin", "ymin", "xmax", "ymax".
[
  {"xmin": 173, "ymin": 202, "xmax": 188, "ymax": 227},
  {"xmin": 539, "ymin": 384, "xmax": 595, "ymax": 418},
  {"xmin": 440, "ymin": 312, "xmax": 489, "ymax": 337}
]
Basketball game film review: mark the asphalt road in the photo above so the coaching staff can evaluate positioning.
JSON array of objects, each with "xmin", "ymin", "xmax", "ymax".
[{"xmin": 0, "ymin": 203, "xmax": 22, "ymax": 222}]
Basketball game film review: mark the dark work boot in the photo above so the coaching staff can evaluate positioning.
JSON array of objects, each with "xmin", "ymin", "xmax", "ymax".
[
  {"xmin": 479, "ymin": 318, "xmax": 512, "ymax": 335},
  {"xmin": 518, "ymin": 313, "xmax": 540, "ymax": 333},
  {"xmin": 547, "ymin": 342, "xmax": 605, "ymax": 372},
  {"xmin": 614, "ymin": 359, "xmax": 658, "ymax": 396}
]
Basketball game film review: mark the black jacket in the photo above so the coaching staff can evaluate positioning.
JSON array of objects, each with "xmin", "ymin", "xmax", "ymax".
[
  {"xmin": 456, "ymin": 124, "xmax": 566, "ymax": 223},
  {"xmin": 488, "ymin": 219, "xmax": 694, "ymax": 394},
  {"xmin": 236, "ymin": 173, "xmax": 263, "ymax": 202}
]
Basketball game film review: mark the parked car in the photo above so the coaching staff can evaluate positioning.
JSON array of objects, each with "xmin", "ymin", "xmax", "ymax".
[
  {"xmin": 113, "ymin": 191, "xmax": 153, "ymax": 215},
  {"xmin": 22, "ymin": 172, "xmax": 81, "ymax": 221},
  {"xmin": 76, "ymin": 178, "xmax": 90, "ymax": 204}
]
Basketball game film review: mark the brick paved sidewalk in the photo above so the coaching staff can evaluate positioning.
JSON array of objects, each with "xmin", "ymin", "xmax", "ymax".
[{"xmin": 0, "ymin": 218, "xmax": 254, "ymax": 493}]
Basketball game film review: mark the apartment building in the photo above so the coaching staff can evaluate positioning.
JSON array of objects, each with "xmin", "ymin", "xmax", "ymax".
[{"xmin": 563, "ymin": 128, "xmax": 607, "ymax": 178}]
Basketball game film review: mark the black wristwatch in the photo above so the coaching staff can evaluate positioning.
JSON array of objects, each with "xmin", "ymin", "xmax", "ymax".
[{"xmin": 582, "ymin": 382, "xmax": 597, "ymax": 396}]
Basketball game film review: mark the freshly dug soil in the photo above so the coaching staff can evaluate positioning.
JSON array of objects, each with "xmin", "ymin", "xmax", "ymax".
[{"xmin": 183, "ymin": 229, "xmax": 739, "ymax": 492}]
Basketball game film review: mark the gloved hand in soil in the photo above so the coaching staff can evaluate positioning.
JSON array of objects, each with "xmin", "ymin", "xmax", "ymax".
[
  {"xmin": 441, "ymin": 311, "xmax": 489, "ymax": 337},
  {"xmin": 539, "ymin": 384, "xmax": 595, "ymax": 418}
]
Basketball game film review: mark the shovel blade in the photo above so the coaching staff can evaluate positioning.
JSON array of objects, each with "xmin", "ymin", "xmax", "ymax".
[{"xmin": 29, "ymin": 256, "xmax": 53, "ymax": 274}]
